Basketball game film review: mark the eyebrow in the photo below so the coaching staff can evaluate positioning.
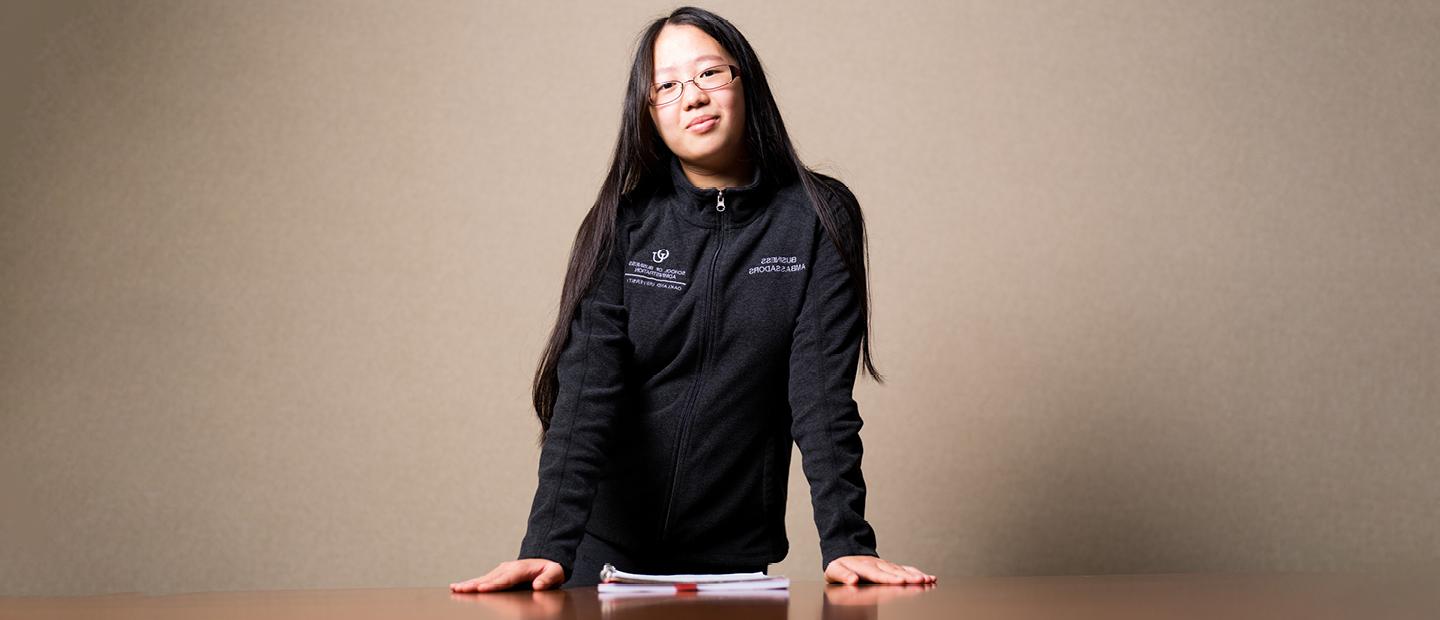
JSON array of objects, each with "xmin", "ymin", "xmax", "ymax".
[{"xmin": 656, "ymin": 54, "xmax": 727, "ymax": 74}]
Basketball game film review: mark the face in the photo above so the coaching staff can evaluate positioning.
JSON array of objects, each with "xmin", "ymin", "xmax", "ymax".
[{"xmin": 648, "ymin": 24, "xmax": 746, "ymax": 170}]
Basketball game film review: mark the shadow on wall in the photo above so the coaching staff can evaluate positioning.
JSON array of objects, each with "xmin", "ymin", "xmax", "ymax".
[{"xmin": 967, "ymin": 334, "xmax": 1290, "ymax": 575}]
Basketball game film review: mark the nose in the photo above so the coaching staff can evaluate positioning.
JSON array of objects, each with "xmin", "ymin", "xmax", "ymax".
[{"xmin": 682, "ymin": 80, "xmax": 710, "ymax": 110}]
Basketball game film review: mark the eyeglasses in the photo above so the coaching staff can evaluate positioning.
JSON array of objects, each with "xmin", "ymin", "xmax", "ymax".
[{"xmin": 648, "ymin": 64, "xmax": 740, "ymax": 107}]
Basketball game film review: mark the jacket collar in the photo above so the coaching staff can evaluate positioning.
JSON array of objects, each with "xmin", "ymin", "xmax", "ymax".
[{"xmin": 666, "ymin": 153, "xmax": 768, "ymax": 228}]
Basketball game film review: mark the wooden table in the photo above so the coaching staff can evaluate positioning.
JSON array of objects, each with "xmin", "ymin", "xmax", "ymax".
[{"xmin": 2, "ymin": 574, "xmax": 1434, "ymax": 619}]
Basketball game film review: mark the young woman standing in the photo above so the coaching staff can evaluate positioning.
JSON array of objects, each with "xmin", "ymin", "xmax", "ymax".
[{"xmin": 452, "ymin": 7, "xmax": 935, "ymax": 591}]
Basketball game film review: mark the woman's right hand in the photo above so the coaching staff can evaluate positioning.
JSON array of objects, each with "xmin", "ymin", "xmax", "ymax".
[{"xmin": 450, "ymin": 559, "xmax": 566, "ymax": 592}]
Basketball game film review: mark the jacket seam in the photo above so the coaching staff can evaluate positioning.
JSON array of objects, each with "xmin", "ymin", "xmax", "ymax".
[
  {"xmin": 813, "ymin": 233, "xmax": 846, "ymax": 549},
  {"xmin": 810, "ymin": 223, "xmax": 859, "ymax": 562},
  {"xmin": 535, "ymin": 285, "xmax": 600, "ymax": 549}
]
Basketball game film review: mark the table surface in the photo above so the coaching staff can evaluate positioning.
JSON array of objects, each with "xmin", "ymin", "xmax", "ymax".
[{"xmin": 2, "ymin": 574, "xmax": 1435, "ymax": 619}]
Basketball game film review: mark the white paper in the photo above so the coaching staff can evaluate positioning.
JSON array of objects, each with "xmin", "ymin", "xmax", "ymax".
[
  {"xmin": 597, "ymin": 577, "xmax": 791, "ymax": 593},
  {"xmin": 599, "ymin": 563, "xmax": 777, "ymax": 584}
]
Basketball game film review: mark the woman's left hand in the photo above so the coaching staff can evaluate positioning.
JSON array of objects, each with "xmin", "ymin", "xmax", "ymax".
[{"xmin": 825, "ymin": 556, "xmax": 936, "ymax": 585}]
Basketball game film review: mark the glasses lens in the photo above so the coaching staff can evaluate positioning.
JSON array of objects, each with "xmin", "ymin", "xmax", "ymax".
[
  {"xmin": 695, "ymin": 65, "xmax": 735, "ymax": 90},
  {"xmin": 650, "ymin": 81, "xmax": 681, "ymax": 106}
]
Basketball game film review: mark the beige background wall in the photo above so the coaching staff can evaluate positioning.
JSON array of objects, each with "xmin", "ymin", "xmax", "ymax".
[{"xmin": 2, "ymin": 0, "xmax": 1437, "ymax": 597}]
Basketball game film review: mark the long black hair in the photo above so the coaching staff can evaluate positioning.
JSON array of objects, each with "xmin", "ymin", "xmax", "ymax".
[{"xmin": 532, "ymin": 6, "xmax": 884, "ymax": 436}]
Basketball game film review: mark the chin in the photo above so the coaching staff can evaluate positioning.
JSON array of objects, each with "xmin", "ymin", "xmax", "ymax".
[{"xmin": 681, "ymin": 139, "xmax": 739, "ymax": 164}]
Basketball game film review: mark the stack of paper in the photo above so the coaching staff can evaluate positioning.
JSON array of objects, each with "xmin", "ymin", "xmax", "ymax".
[{"xmin": 596, "ymin": 562, "xmax": 790, "ymax": 594}]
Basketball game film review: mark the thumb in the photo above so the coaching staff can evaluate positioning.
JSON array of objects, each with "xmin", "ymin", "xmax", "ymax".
[
  {"xmin": 826, "ymin": 560, "xmax": 860, "ymax": 585},
  {"xmin": 532, "ymin": 562, "xmax": 566, "ymax": 590}
]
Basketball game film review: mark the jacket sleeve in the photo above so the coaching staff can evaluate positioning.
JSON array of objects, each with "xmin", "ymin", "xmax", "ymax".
[
  {"xmin": 516, "ymin": 219, "xmax": 631, "ymax": 580},
  {"xmin": 787, "ymin": 199, "xmax": 880, "ymax": 571}
]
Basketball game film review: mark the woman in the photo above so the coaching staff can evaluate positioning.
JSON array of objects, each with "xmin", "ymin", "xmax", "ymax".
[{"xmin": 451, "ymin": 7, "xmax": 935, "ymax": 591}]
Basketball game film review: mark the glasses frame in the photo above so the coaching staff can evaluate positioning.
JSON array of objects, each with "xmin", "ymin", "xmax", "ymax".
[{"xmin": 648, "ymin": 64, "xmax": 741, "ymax": 107}]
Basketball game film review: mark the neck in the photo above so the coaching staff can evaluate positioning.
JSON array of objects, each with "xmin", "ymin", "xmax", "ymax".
[{"xmin": 678, "ymin": 156, "xmax": 754, "ymax": 190}]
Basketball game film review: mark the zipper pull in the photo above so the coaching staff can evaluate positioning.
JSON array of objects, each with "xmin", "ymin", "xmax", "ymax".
[{"xmin": 716, "ymin": 188, "xmax": 726, "ymax": 212}]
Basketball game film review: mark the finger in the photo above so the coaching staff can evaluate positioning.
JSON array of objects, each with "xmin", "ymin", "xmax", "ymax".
[
  {"xmin": 470, "ymin": 579, "xmax": 510, "ymax": 592},
  {"xmin": 450, "ymin": 578, "xmax": 486, "ymax": 593},
  {"xmin": 854, "ymin": 566, "xmax": 896, "ymax": 584},
  {"xmin": 879, "ymin": 560, "xmax": 925, "ymax": 584},
  {"xmin": 896, "ymin": 564, "xmax": 931, "ymax": 583},
  {"xmin": 532, "ymin": 563, "xmax": 565, "ymax": 590},
  {"xmin": 900, "ymin": 565, "xmax": 935, "ymax": 583},
  {"xmin": 904, "ymin": 566, "xmax": 938, "ymax": 584},
  {"xmin": 462, "ymin": 568, "xmax": 524, "ymax": 593},
  {"xmin": 842, "ymin": 561, "xmax": 886, "ymax": 584},
  {"xmin": 451, "ymin": 565, "xmax": 506, "ymax": 592},
  {"xmin": 453, "ymin": 578, "xmax": 494, "ymax": 593},
  {"xmin": 492, "ymin": 567, "xmax": 535, "ymax": 590},
  {"xmin": 859, "ymin": 562, "xmax": 910, "ymax": 584},
  {"xmin": 857, "ymin": 559, "xmax": 905, "ymax": 582},
  {"xmin": 826, "ymin": 560, "xmax": 861, "ymax": 585}
]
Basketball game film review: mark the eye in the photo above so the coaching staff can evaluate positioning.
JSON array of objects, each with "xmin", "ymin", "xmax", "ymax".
[
  {"xmin": 656, "ymin": 81, "xmax": 678, "ymax": 91},
  {"xmin": 699, "ymin": 68, "xmax": 718, "ymax": 77}
]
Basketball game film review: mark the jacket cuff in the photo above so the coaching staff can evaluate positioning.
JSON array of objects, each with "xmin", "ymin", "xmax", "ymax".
[{"xmin": 517, "ymin": 543, "xmax": 573, "ymax": 583}]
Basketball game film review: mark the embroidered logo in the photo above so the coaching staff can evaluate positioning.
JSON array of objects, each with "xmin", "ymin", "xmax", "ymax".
[
  {"xmin": 628, "ymin": 249, "xmax": 688, "ymax": 291},
  {"xmin": 746, "ymin": 255, "xmax": 806, "ymax": 275}
]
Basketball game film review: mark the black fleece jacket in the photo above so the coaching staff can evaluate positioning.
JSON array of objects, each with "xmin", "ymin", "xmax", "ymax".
[{"xmin": 517, "ymin": 153, "xmax": 878, "ymax": 580}]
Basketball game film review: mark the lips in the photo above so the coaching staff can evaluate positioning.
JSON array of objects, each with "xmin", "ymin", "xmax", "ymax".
[{"xmin": 686, "ymin": 114, "xmax": 718, "ymax": 128}]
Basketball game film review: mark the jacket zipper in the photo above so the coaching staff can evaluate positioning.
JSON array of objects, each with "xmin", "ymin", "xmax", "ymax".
[{"xmin": 660, "ymin": 188, "xmax": 726, "ymax": 542}]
